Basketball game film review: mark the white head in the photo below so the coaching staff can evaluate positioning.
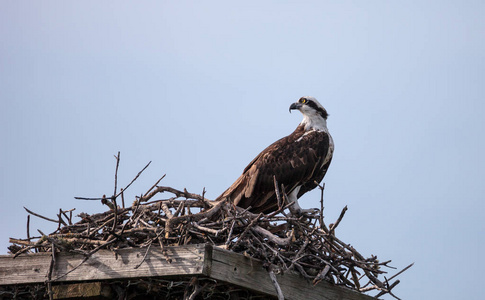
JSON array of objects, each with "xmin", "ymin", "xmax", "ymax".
[{"xmin": 289, "ymin": 96, "xmax": 329, "ymax": 131}]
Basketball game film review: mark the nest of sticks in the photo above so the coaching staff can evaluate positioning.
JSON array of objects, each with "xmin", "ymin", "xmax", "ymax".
[{"xmin": 8, "ymin": 154, "xmax": 412, "ymax": 299}]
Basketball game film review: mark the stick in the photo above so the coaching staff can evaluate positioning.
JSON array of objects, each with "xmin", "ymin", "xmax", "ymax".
[
  {"xmin": 74, "ymin": 196, "xmax": 106, "ymax": 200},
  {"xmin": 329, "ymin": 205, "xmax": 347, "ymax": 235},
  {"xmin": 114, "ymin": 151, "xmax": 120, "ymax": 196},
  {"xmin": 120, "ymin": 188, "xmax": 125, "ymax": 209},
  {"xmin": 288, "ymin": 237, "xmax": 309, "ymax": 271},
  {"xmin": 386, "ymin": 263, "xmax": 414, "ymax": 282},
  {"xmin": 165, "ymin": 199, "xmax": 227, "ymax": 235},
  {"xmin": 193, "ymin": 223, "xmax": 224, "ymax": 236},
  {"xmin": 231, "ymin": 213, "xmax": 262, "ymax": 249},
  {"xmin": 26, "ymin": 215, "xmax": 31, "ymax": 241},
  {"xmin": 57, "ymin": 208, "xmax": 68, "ymax": 228},
  {"xmin": 46, "ymin": 243, "xmax": 55, "ymax": 300},
  {"xmin": 375, "ymin": 279, "xmax": 401, "ymax": 299},
  {"xmin": 173, "ymin": 201, "xmax": 185, "ymax": 218},
  {"xmin": 24, "ymin": 207, "xmax": 59, "ymax": 223},
  {"xmin": 317, "ymin": 182, "xmax": 328, "ymax": 232},
  {"xmin": 115, "ymin": 161, "xmax": 151, "ymax": 197},
  {"xmin": 268, "ymin": 268, "xmax": 284, "ymax": 300},
  {"xmin": 251, "ymin": 225, "xmax": 291, "ymax": 246},
  {"xmin": 146, "ymin": 186, "xmax": 210, "ymax": 203},
  {"xmin": 225, "ymin": 219, "xmax": 236, "ymax": 245},
  {"xmin": 161, "ymin": 203, "xmax": 173, "ymax": 219},
  {"xmin": 111, "ymin": 197, "xmax": 118, "ymax": 233},
  {"xmin": 134, "ymin": 242, "xmax": 152, "ymax": 269},
  {"xmin": 313, "ymin": 264, "xmax": 331, "ymax": 285},
  {"xmin": 143, "ymin": 174, "xmax": 166, "ymax": 197},
  {"xmin": 157, "ymin": 234, "xmax": 172, "ymax": 263}
]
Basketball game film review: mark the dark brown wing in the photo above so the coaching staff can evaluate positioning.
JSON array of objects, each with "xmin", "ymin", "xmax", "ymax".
[
  {"xmin": 217, "ymin": 125, "xmax": 332, "ymax": 213},
  {"xmin": 298, "ymin": 157, "xmax": 332, "ymax": 198}
]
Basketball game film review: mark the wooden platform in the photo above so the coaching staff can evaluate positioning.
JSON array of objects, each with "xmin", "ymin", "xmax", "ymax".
[{"xmin": 0, "ymin": 244, "xmax": 375, "ymax": 300}]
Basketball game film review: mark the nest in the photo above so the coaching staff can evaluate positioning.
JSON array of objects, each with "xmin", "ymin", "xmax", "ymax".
[{"xmin": 7, "ymin": 154, "xmax": 411, "ymax": 299}]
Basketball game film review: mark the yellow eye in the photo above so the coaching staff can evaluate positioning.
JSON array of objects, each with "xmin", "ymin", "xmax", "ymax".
[{"xmin": 301, "ymin": 98, "xmax": 307, "ymax": 104}]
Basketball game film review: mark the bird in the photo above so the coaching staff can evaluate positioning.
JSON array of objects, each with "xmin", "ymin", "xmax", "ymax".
[{"xmin": 216, "ymin": 96, "xmax": 334, "ymax": 214}]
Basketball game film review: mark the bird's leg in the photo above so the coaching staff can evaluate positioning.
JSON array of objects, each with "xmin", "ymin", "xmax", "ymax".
[{"xmin": 287, "ymin": 187, "xmax": 319, "ymax": 217}]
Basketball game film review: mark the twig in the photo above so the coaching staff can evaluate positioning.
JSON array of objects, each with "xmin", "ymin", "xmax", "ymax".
[
  {"xmin": 134, "ymin": 242, "xmax": 152, "ymax": 269},
  {"xmin": 165, "ymin": 199, "xmax": 227, "ymax": 235},
  {"xmin": 251, "ymin": 226, "xmax": 292, "ymax": 246},
  {"xmin": 26, "ymin": 215, "xmax": 31, "ymax": 241},
  {"xmin": 24, "ymin": 207, "xmax": 58, "ymax": 223},
  {"xmin": 192, "ymin": 223, "xmax": 225, "ymax": 236},
  {"xmin": 60, "ymin": 210, "xmax": 72, "ymax": 226},
  {"xmin": 231, "ymin": 213, "xmax": 262, "ymax": 249},
  {"xmin": 375, "ymin": 279, "xmax": 401, "ymax": 299},
  {"xmin": 288, "ymin": 237, "xmax": 309, "ymax": 271},
  {"xmin": 57, "ymin": 208, "xmax": 68, "ymax": 229},
  {"xmin": 329, "ymin": 205, "xmax": 347, "ymax": 235},
  {"xmin": 313, "ymin": 264, "xmax": 331, "ymax": 285},
  {"xmin": 268, "ymin": 268, "xmax": 284, "ymax": 300},
  {"xmin": 115, "ymin": 161, "xmax": 151, "ymax": 197},
  {"xmin": 74, "ymin": 196, "xmax": 106, "ymax": 200},
  {"xmin": 185, "ymin": 277, "xmax": 207, "ymax": 300},
  {"xmin": 111, "ymin": 197, "xmax": 118, "ymax": 233},
  {"xmin": 157, "ymin": 234, "xmax": 172, "ymax": 263},
  {"xmin": 386, "ymin": 262, "xmax": 414, "ymax": 282},
  {"xmin": 173, "ymin": 201, "xmax": 185, "ymax": 218},
  {"xmin": 120, "ymin": 188, "xmax": 125, "ymax": 209},
  {"xmin": 68, "ymin": 208, "xmax": 74, "ymax": 224},
  {"xmin": 316, "ymin": 182, "xmax": 328, "ymax": 232},
  {"xmin": 225, "ymin": 219, "xmax": 236, "ymax": 245},
  {"xmin": 161, "ymin": 203, "xmax": 173, "ymax": 219},
  {"xmin": 46, "ymin": 243, "xmax": 55, "ymax": 300},
  {"xmin": 114, "ymin": 151, "xmax": 120, "ymax": 196},
  {"xmin": 143, "ymin": 174, "xmax": 166, "ymax": 198}
]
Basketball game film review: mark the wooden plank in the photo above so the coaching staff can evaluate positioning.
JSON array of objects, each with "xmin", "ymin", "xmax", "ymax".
[
  {"xmin": 208, "ymin": 246, "xmax": 374, "ymax": 300},
  {"xmin": 0, "ymin": 244, "xmax": 207, "ymax": 285},
  {"xmin": 1, "ymin": 244, "xmax": 375, "ymax": 300},
  {"xmin": 0, "ymin": 252, "xmax": 51, "ymax": 285}
]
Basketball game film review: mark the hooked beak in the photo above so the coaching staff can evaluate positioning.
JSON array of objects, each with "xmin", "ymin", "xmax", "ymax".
[{"xmin": 289, "ymin": 102, "xmax": 302, "ymax": 113}]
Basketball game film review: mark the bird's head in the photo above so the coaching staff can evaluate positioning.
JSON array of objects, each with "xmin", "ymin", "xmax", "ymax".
[
  {"xmin": 290, "ymin": 96, "xmax": 328, "ymax": 118},
  {"xmin": 289, "ymin": 96, "xmax": 329, "ymax": 131}
]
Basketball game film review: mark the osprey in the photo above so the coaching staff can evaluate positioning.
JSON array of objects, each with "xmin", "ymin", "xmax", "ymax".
[{"xmin": 216, "ymin": 96, "xmax": 334, "ymax": 214}]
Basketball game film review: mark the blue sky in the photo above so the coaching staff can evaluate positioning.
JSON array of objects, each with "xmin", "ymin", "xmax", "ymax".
[{"xmin": 1, "ymin": 1, "xmax": 484, "ymax": 299}]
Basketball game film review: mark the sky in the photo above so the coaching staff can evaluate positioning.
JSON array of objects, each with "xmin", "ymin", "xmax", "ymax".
[{"xmin": 1, "ymin": 1, "xmax": 484, "ymax": 299}]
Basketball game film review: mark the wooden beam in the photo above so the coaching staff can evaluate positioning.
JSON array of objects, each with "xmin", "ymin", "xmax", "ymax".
[
  {"xmin": 0, "ymin": 244, "xmax": 207, "ymax": 285},
  {"xmin": 1, "ymin": 244, "xmax": 375, "ymax": 300},
  {"xmin": 208, "ymin": 246, "xmax": 374, "ymax": 300}
]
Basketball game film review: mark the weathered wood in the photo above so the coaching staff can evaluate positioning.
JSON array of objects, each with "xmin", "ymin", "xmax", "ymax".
[
  {"xmin": 1, "ymin": 244, "xmax": 374, "ymax": 300},
  {"xmin": 209, "ymin": 246, "xmax": 374, "ymax": 300},
  {"xmin": 0, "ymin": 244, "xmax": 206, "ymax": 285},
  {"xmin": 0, "ymin": 252, "xmax": 51, "ymax": 285},
  {"xmin": 52, "ymin": 282, "xmax": 113, "ymax": 299}
]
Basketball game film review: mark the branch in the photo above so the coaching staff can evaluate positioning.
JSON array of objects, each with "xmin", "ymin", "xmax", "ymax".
[
  {"xmin": 329, "ymin": 205, "xmax": 347, "ymax": 235},
  {"xmin": 268, "ymin": 268, "xmax": 284, "ymax": 300},
  {"xmin": 251, "ymin": 225, "xmax": 292, "ymax": 246},
  {"xmin": 24, "ymin": 207, "xmax": 59, "ymax": 223}
]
